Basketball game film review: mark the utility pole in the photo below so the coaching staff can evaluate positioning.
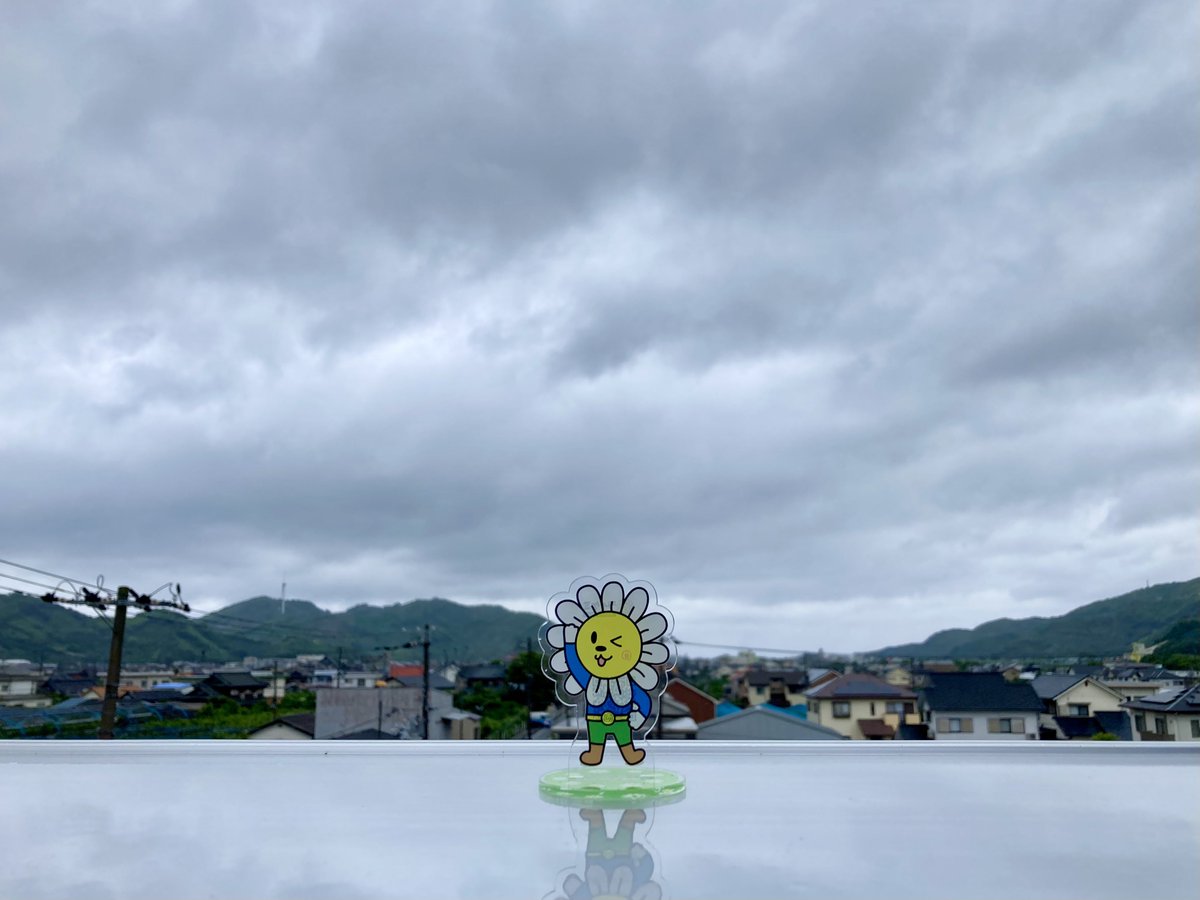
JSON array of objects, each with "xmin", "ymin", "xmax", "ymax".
[
  {"xmin": 401, "ymin": 625, "xmax": 431, "ymax": 739},
  {"xmin": 100, "ymin": 591, "xmax": 129, "ymax": 739},
  {"xmin": 421, "ymin": 625, "xmax": 430, "ymax": 740},
  {"xmin": 40, "ymin": 581, "xmax": 188, "ymax": 739}
]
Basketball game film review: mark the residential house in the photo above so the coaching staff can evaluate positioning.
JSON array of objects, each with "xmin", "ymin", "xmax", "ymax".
[
  {"xmin": 1032, "ymin": 674, "xmax": 1128, "ymax": 740},
  {"xmin": 196, "ymin": 671, "xmax": 268, "ymax": 702},
  {"xmin": 439, "ymin": 708, "xmax": 481, "ymax": 740},
  {"xmin": 387, "ymin": 672, "xmax": 456, "ymax": 691},
  {"xmin": 806, "ymin": 668, "xmax": 838, "ymax": 691},
  {"xmin": 806, "ymin": 672, "xmax": 919, "ymax": 739},
  {"xmin": 248, "ymin": 669, "xmax": 287, "ymax": 702},
  {"xmin": 248, "ymin": 712, "xmax": 316, "ymax": 740},
  {"xmin": 336, "ymin": 670, "xmax": 384, "ymax": 689},
  {"xmin": 388, "ymin": 662, "xmax": 425, "ymax": 679},
  {"xmin": 1102, "ymin": 665, "xmax": 1188, "ymax": 702},
  {"xmin": 696, "ymin": 706, "xmax": 845, "ymax": 740},
  {"xmin": 734, "ymin": 668, "xmax": 808, "ymax": 708},
  {"xmin": 920, "ymin": 672, "xmax": 1041, "ymax": 740},
  {"xmin": 456, "ymin": 665, "xmax": 508, "ymax": 692},
  {"xmin": 664, "ymin": 677, "xmax": 719, "ymax": 724},
  {"xmin": 1123, "ymin": 685, "xmax": 1200, "ymax": 742},
  {"xmin": 119, "ymin": 669, "xmax": 178, "ymax": 690},
  {"xmin": 0, "ymin": 670, "xmax": 51, "ymax": 709},
  {"xmin": 79, "ymin": 685, "xmax": 138, "ymax": 703},
  {"xmin": 40, "ymin": 673, "xmax": 99, "ymax": 698},
  {"xmin": 315, "ymin": 685, "xmax": 467, "ymax": 739}
]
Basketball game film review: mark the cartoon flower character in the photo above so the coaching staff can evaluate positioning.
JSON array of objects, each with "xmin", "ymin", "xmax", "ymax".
[
  {"xmin": 544, "ymin": 576, "xmax": 673, "ymax": 766},
  {"xmin": 553, "ymin": 808, "xmax": 660, "ymax": 900}
]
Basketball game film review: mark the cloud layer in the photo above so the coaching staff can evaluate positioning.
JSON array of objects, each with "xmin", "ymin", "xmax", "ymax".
[{"xmin": 1, "ymin": 1, "xmax": 1196, "ymax": 651}]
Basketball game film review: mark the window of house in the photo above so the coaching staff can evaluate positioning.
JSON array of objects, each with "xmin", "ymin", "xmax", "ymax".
[
  {"xmin": 1154, "ymin": 717, "xmax": 1167, "ymax": 735},
  {"xmin": 885, "ymin": 701, "xmax": 904, "ymax": 715},
  {"xmin": 1135, "ymin": 713, "xmax": 1146, "ymax": 732},
  {"xmin": 870, "ymin": 702, "xmax": 876, "ymax": 715},
  {"xmin": 832, "ymin": 701, "xmax": 850, "ymax": 718},
  {"xmin": 1068, "ymin": 704, "xmax": 1089, "ymax": 716},
  {"xmin": 1191, "ymin": 720, "xmax": 1200, "ymax": 738},
  {"xmin": 939, "ymin": 717, "xmax": 971, "ymax": 733}
]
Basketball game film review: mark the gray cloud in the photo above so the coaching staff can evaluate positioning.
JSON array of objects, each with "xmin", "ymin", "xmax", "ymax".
[{"xmin": 0, "ymin": 0, "xmax": 1196, "ymax": 652}]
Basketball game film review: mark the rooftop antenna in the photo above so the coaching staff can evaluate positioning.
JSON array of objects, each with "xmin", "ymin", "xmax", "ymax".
[{"xmin": 280, "ymin": 580, "xmax": 287, "ymax": 616}]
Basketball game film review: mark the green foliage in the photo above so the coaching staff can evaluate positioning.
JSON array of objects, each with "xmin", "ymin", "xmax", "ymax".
[
  {"xmin": 506, "ymin": 650, "xmax": 557, "ymax": 710},
  {"xmin": 877, "ymin": 578, "xmax": 1200, "ymax": 660},
  {"xmin": 700, "ymin": 674, "xmax": 729, "ymax": 701},
  {"xmin": 454, "ymin": 686, "xmax": 526, "ymax": 738},
  {"xmin": 453, "ymin": 652, "xmax": 557, "ymax": 738},
  {"xmin": 1090, "ymin": 732, "xmax": 1118, "ymax": 741},
  {"xmin": 1145, "ymin": 619, "xmax": 1200, "ymax": 668},
  {"xmin": 1149, "ymin": 653, "xmax": 1200, "ymax": 670}
]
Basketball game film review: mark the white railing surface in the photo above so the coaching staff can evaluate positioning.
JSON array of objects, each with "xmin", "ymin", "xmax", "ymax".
[{"xmin": 3, "ymin": 740, "xmax": 1197, "ymax": 899}]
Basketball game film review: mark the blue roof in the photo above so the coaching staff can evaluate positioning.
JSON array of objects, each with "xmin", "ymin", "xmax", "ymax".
[
  {"xmin": 756, "ymin": 702, "xmax": 807, "ymax": 719},
  {"xmin": 715, "ymin": 701, "xmax": 741, "ymax": 717}
]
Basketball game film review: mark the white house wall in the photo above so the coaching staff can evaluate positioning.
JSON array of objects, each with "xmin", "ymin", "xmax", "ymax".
[
  {"xmin": 929, "ymin": 711, "xmax": 1038, "ymax": 740},
  {"xmin": 1053, "ymin": 680, "xmax": 1124, "ymax": 716}
]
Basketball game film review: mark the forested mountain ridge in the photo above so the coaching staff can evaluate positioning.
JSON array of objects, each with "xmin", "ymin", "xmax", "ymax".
[
  {"xmin": 875, "ymin": 578, "xmax": 1199, "ymax": 659},
  {"xmin": 0, "ymin": 592, "xmax": 542, "ymax": 666}
]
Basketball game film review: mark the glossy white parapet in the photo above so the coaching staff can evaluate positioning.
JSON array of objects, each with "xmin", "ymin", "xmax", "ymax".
[{"xmin": 1, "ymin": 741, "xmax": 1197, "ymax": 899}]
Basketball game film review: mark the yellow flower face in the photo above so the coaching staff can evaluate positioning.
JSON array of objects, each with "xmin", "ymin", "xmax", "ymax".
[{"xmin": 578, "ymin": 611, "xmax": 643, "ymax": 679}]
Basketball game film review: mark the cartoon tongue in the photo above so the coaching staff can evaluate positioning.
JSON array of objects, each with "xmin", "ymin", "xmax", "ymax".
[{"xmin": 596, "ymin": 656, "xmax": 607, "ymax": 667}]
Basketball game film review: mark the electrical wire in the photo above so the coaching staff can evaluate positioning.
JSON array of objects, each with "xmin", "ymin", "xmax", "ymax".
[
  {"xmin": 0, "ymin": 557, "xmax": 116, "ymax": 596},
  {"xmin": 0, "ymin": 571, "xmax": 77, "ymax": 597},
  {"xmin": 674, "ymin": 637, "xmax": 815, "ymax": 656}
]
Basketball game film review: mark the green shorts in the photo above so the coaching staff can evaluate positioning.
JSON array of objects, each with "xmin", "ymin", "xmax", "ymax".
[{"xmin": 587, "ymin": 715, "xmax": 632, "ymax": 746}]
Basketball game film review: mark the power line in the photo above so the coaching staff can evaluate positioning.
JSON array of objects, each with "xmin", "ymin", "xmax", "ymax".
[
  {"xmin": 0, "ymin": 557, "xmax": 116, "ymax": 596},
  {"xmin": 0, "ymin": 571, "xmax": 77, "ymax": 597},
  {"xmin": 674, "ymin": 637, "xmax": 815, "ymax": 656},
  {"xmin": 26, "ymin": 564, "xmax": 188, "ymax": 739}
]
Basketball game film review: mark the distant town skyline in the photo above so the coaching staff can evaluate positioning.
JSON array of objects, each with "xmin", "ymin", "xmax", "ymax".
[{"xmin": 1, "ymin": 2, "xmax": 1196, "ymax": 653}]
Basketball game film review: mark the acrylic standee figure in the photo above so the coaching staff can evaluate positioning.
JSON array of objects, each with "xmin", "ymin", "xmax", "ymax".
[
  {"xmin": 542, "ymin": 575, "xmax": 674, "ymax": 767},
  {"xmin": 551, "ymin": 807, "xmax": 660, "ymax": 900}
]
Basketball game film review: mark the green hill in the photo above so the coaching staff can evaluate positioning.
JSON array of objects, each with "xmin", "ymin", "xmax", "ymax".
[
  {"xmin": 0, "ymin": 591, "xmax": 543, "ymax": 666},
  {"xmin": 1144, "ymin": 618, "xmax": 1200, "ymax": 668},
  {"xmin": 876, "ymin": 578, "xmax": 1200, "ymax": 659}
]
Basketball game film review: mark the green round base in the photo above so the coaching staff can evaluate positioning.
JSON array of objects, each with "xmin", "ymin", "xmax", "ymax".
[{"xmin": 538, "ymin": 767, "xmax": 687, "ymax": 809}]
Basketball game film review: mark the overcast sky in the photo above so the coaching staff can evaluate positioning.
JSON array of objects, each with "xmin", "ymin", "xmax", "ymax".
[{"xmin": 1, "ymin": 1, "xmax": 1196, "ymax": 654}]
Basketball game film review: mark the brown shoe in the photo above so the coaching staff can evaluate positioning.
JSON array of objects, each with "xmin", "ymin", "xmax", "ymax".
[
  {"xmin": 579, "ymin": 743, "xmax": 605, "ymax": 766},
  {"xmin": 618, "ymin": 743, "xmax": 645, "ymax": 766}
]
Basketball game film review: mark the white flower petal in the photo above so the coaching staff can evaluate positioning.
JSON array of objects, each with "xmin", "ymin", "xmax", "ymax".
[
  {"xmin": 563, "ymin": 675, "xmax": 583, "ymax": 695},
  {"xmin": 610, "ymin": 674, "xmax": 632, "ymax": 706},
  {"xmin": 587, "ymin": 677, "xmax": 609, "ymax": 705},
  {"xmin": 549, "ymin": 650, "xmax": 568, "ymax": 673},
  {"xmin": 555, "ymin": 599, "xmax": 587, "ymax": 626},
  {"xmin": 577, "ymin": 585, "xmax": 602, "ymax": 616},
  {"xmin": 546, "ymin": 625, "xmax": 566, "ymax": 649},
  {"xmin": 637, "ymin": 612, "xmax": 668, "ymax": 642},
  {"xmin": 564, "ymin": 624, "xmax": 578, "ymax": 643},
  {"xmin": 586, "ymin": 865, "xmax": 608, "ymax": 897},
  {"xmin": 611, "ymin": 867, "xmax": 634, "ymax": 898},
  {"xmin": 601, "ymin": 581, "xmax": 624, "ymax": 612},
  {"xmin": 640, "ymin": 642, "xmax": 668, "ymax": 664},
  {"xmin": 630, "ymin": 662, "xmax": 658, "ymax": 690},
  {"xmin": 632, "ymin": 882, "xmax": 662, "ymax": 900},
  {"xmin": 621, "ymin": 586, "xmax": 649, "ymax": 621}
]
